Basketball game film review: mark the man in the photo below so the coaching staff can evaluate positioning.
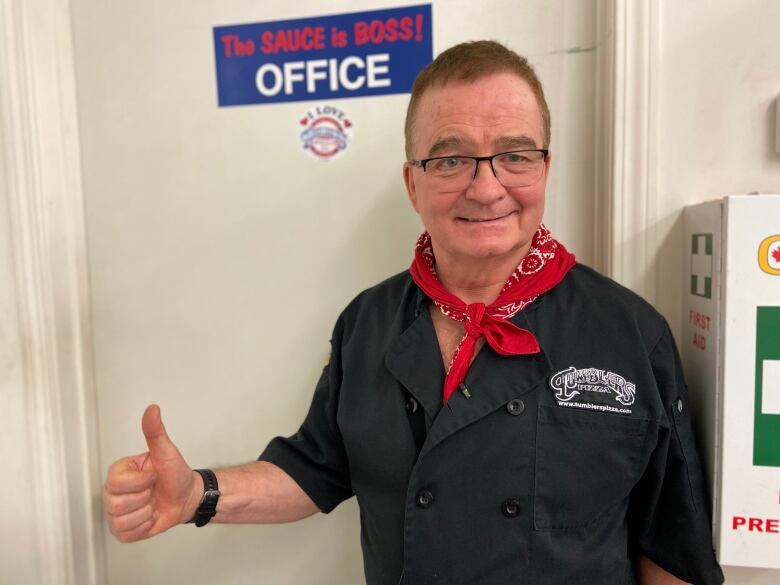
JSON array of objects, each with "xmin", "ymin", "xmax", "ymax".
[{"xmin": 103, "ymin": 41, "xmax": 724, "ymax": 585}]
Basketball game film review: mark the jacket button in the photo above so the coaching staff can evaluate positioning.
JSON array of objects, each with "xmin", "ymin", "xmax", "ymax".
[
  {"xmin": 506, "ymin": 399, "xmax": 525, "ymax": 416},
  {"xmin": 405, "ymin": 397, "xmax": 419, "ymax": 415},
  {"xmin": 416, "ymin": 490, "xmax": 434, "ymax": 509},
  {"xmin": 501, "ymin": 498, "xmax": 521, "ymax": 518}
]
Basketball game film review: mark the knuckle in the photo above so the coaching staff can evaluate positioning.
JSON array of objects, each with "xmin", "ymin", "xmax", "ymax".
[
  {"xmin": 106, "ymin": 457, "xmax": 130, "ymax": 476},
  {"xmin": 114, "ymin": 505, "xmax": 153, "ymax": 534},
  {"xmin": 114, "ymin": 514, "xmax": 138, "ymax": 534},
  {"xmin": 116, "ymin": 531, "xmax": 135, "ymax": 544},
  {"xmin": 112, "ymin": 516, "xmax": 130, "ymax": 533},
  {"xmin": 104, "ymin": 475, "xmax": 124, "ymax": 494},
  {"xmin": 120, "ymin": 520, "xmax": 152, "ymax": 544},
  {"xmin": 101, "ymin": 487, "xmax": 111, "ymax": 509},
  {"xmin": 104, "ymin": 499, "xmax": 122, "ymax": 517},
  {"xmin": 108, "ymin": 520, "xmax": 122, "ymax": 537}
]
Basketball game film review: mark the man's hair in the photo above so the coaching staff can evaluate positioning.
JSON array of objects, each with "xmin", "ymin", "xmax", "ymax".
[{"xmin": 404, "ymin": 40, "xmax": 551, "ymax": 158}]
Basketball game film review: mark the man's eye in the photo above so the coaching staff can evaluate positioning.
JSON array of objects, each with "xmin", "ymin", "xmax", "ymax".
[
  {"xmin": 432, "ymin": 157, "xmax": 464, "ymax": 171},
  {"xmin": 501, "ymin": 153, "xmax": 532, "ymax": 164}
]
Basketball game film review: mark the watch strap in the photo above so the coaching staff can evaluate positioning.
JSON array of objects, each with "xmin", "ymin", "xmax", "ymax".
[{"xmin": 188, "ymin": 468, "xmax": 220, "ymax": 527}]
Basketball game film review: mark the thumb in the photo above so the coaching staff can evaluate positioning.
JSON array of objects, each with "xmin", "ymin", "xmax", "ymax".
[{"xmin": 142, "ymin": 404, "xmax": 179, "ymax": 461}]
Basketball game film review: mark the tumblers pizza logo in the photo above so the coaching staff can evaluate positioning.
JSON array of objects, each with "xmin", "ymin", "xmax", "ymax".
[
  {"xmin": 549, "ymin": 366, "xmax": 636, "ymax": 414},
  {"xmin": 758, "ymin": 235, "xmax": 780, "ymax": 275},
  {"xmin": 299, "ymin": 104, "xmax": 352, "ymax": 160}
]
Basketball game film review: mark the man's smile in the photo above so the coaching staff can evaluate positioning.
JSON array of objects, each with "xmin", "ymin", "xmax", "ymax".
[{"xmin": 455, "ymin": 210, "xmax": 518, "ymax": 224}]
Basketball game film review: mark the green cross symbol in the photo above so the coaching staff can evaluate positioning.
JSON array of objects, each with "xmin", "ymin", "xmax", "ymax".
[{"xmin": 690, "ymin": 234, "xmax": 712, "ymax": 298}]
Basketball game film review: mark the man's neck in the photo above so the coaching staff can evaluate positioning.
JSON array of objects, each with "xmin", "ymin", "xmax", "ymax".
[{"xmin": 433, "ymin": 243, "xmax": 531, "ymax": 305}]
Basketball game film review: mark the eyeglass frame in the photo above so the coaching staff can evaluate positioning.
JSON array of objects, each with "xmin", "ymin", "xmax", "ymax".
[{"xmin": 409, "ymin": 149, "xmax": 550, "ymax": 187}]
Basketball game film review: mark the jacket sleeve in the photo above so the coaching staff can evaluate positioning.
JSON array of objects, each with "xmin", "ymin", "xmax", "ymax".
[
  {"xmin": 628, "ymin": 323, "xmax": 724, "ymax": 585},
  {"xmin": 258, "ymin": 315, "xmax": 353, "ymax": 513}
]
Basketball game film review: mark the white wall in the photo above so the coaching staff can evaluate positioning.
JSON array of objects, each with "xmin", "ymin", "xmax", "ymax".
[{"xmin": 654, "ymin": 0, "xmax": 780, "ymax": 336}]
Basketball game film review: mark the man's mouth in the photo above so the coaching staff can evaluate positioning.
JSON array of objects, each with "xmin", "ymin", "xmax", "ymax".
[{"xmin": 458, "ymin": 211, "xmax": 517, "ymax": 223}]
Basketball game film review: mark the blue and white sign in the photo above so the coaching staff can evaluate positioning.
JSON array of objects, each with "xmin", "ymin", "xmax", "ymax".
[{"xmin": 213, "ymin": 5, "xmax": 433, "ymax": 107}]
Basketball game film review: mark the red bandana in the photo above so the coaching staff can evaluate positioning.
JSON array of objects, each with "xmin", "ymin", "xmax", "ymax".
[{"xmin": 409, "ymin": 225, "xmax": 576, "ymax": 404}]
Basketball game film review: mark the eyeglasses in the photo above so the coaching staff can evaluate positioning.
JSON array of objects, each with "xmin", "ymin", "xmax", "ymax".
[{"xmin": 411, "ymin": 149, "xmax": 549, "ymax": 190}]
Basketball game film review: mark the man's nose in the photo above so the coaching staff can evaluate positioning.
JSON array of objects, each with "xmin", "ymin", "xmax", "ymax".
[{"xmin": 464, "ymin": 159, "xmax": 506, "ymax": 203}]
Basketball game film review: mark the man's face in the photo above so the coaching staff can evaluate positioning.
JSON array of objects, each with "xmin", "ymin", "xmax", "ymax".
[{"xmin": 403, "ymin": 72, "xmax": 550, "ymax": 267}]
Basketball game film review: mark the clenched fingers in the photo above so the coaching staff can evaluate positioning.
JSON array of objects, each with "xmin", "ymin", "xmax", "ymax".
[
  {"xmin": 104, "ymin": 455, "xmax": 156, "ymax": 496},
  {"xmin": 113, "ymin": 514, "xmax": 158, "ymax": 543},
  {"xmin": 103, "ymin": 487, "xmax": 153, "ymax": 517},
  {"xmin": 107, "ymin": 502, "xmax": 157, "ymax": 536}
]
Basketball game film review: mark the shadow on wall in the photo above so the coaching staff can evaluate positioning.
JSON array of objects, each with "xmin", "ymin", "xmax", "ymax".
[
  {"xmin": 765, "ymin": 97, "xmax": 780, "ymax": 161},
  {"xmin": 340, "ymin": 181, "xmax": 421, "ymax": 279}
]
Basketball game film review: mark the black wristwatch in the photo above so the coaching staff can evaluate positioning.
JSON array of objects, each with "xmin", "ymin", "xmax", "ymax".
[{"xmin": 188, "ymin": 469, "xmax": 220, "ymax": 527}]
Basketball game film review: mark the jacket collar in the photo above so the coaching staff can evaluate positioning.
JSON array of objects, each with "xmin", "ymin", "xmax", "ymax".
[{"xmin": 385, "ymin": 281, "xmax": 552, "ymax": 460}]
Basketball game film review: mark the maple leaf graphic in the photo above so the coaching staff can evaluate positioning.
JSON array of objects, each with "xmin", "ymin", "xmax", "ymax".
[{"xmin": 772, "ymin": 245, "xmax": 780, "ymax": 263}]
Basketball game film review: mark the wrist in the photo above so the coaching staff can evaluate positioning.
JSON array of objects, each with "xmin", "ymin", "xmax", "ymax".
[
  {"xmin": 181, "ymin": 469, "xmax": 204, "ymax": 524},
  {"xmin": 186, "ymin": 469, "xmax": 221, "ymax": 527}
]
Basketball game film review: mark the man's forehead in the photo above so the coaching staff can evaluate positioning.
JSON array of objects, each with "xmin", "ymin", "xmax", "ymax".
[
  {"xmin": 422, "ymin": 72, "xmax": 536, "ymax": 108},
  {"xmin": 411, "ymin": 73, "xmax": 544, "ymax": 155},
  {"xmin": 427, "ymin": 88, "xmax": 526, "ymax": 116}
]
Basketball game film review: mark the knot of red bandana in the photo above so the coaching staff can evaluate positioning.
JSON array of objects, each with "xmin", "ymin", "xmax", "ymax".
[
  {"xmin": 409, "ymin": 225, "xmax": 576, "ymax": 404},
  {"xmin": 464, "ymin": 304, "xmax": 485, "ymax": 338}
]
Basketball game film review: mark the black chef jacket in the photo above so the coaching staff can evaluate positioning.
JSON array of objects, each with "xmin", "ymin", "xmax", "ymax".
[{"xmin": 259, "ymin": 264, "xmax": 724, "ymax": 585}]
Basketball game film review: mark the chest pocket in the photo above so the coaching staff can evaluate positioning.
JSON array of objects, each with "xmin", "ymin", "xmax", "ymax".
[{"xmin": 533, "ymin": 405, "xmax": 650, "ymax": 530}]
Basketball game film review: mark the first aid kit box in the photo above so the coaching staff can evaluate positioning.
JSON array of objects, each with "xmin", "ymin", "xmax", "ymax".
[{"xmin": 682, "ymin": 194, "xmax": 780, "ymax": 568}]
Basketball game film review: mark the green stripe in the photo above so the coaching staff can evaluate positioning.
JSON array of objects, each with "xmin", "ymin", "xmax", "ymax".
[
  {"xmin": 691, "ymin": 233, "xmax": 713, "ymax": 256},
  {"xmin": 754, "ymin": 306, "xmax": 780, "ymax": 467},
  {"xmin": 690, "ymin": 275, "xmax": 712, "ymax": 299}
]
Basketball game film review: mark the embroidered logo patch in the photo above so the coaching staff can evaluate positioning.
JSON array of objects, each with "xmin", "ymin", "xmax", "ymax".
[{"xmin": 549, "ymin": 366, "xmax": 636, "ymax": 415}]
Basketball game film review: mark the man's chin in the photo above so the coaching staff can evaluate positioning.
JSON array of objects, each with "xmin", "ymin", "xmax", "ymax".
[{"xmin": 454, "ymin": 240, "xmax": 531, "ymax": 262}]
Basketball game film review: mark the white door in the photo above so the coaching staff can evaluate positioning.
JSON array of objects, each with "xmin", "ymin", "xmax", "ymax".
[{"xmin": 70, "ymin": 1, "xmax": 597, "ymax": 583}]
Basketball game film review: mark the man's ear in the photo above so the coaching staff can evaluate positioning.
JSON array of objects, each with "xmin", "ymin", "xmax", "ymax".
[{"xmin": 403, "ymin": 161, "xmax": 419, "ymax": 213}]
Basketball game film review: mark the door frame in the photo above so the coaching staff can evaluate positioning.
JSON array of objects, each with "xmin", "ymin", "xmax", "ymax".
[{"xmin": 1, "ymin": 0, "xmax": 104, "ymax": 583}]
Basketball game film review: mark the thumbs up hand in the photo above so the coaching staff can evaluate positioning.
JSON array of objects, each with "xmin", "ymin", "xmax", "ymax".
[{"xmin": 103, "ymin": 405, "xmax": 201, "ymax": 542}]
